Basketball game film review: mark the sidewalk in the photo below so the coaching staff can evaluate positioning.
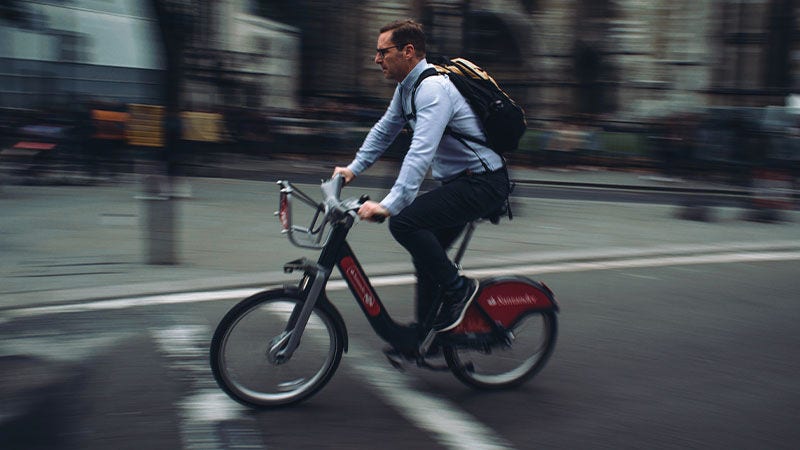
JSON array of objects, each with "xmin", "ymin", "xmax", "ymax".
[{"xmin": 1, "ymin": 155, "xmax": 797, "ymax": 312}]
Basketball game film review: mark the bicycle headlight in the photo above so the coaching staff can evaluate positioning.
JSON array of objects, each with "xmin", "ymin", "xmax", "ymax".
[{"xmin": 278, "ymin": 192, "xmax": 290, "ymax": 231}]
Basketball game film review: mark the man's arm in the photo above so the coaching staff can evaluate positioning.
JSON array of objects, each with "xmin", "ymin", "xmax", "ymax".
[
  {"xmin": 346, "ymin": 88, "xmax": 406, "ymax": 177},
  {"xmin": 379, "ymin": 78, "xmax": 453, "ymax": 215}
]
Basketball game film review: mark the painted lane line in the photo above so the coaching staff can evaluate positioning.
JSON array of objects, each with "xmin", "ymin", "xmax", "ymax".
[
  {"xmin": 151, "ymin": 325, "xmax": 264, "ymax": 450},
  {"xmin": 256, "ymin": 305, "xmax": 515, "ymax": 449},
  {"xmin": 474, "ymin": 239, "xmax": 800, "ymax": 266},
  {"xmin": 466, "ymin": 251, "xmax": 800, "ymax": 279},
  {"xmin": 4, "ymin": 288, "xmax": 261, "ymax": 317},
  {"xmin": 346, "ymin": 341, "xmax": 515, "ymax": 450},
  {"xmin": 4, "ymin": 250, "xmax": 800, "ymax": 319}
]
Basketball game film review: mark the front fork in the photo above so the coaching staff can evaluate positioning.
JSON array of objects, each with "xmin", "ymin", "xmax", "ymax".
[{"xmin": 267, "ymin": 258, "xmax": 330, "ymax": 364}]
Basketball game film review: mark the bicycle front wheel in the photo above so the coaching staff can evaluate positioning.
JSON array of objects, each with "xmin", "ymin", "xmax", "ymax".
[
  {"xmin": 210, "ymin": 290, "xmax": 344, "ymax": 408},
  {"xmin": 444, "ymin": 310, "xmax": 557, "ymax": 390}
]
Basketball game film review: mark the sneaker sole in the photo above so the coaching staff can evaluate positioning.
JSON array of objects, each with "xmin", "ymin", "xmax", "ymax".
[{"xmin": 436, "ymin": 280, "xmax": 480, "ymax": 333}]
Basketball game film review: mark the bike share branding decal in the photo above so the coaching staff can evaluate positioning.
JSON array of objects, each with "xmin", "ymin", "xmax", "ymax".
[
  {"xmin": 453, "ymin": 282, "xmax": 550, "ymax": 334},
  {"xmin": 478, "ymin": 281, "xmax": 553, "ymax": 327},
  {"xmin": 340, "ymin": 256, "xmax": 381, "ymax": 316},
  {"xmin": 485, "ymin": 293, "xmax": 539, "ymax": 307}
]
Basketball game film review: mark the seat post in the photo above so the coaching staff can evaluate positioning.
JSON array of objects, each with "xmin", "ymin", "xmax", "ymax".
[{"xmin": 453, "ymin": 221, "xmax": 477, "ymax": 268}]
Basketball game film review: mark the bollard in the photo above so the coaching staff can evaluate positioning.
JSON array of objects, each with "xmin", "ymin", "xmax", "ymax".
[{"xmin": 139, "ymin": 174, "xmax": 178, "ymax": 264}]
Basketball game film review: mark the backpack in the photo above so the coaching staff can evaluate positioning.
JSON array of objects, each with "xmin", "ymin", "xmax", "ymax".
[{"xmin": 406, "ymin": 57, "xmax": 527, "ymax": 155}]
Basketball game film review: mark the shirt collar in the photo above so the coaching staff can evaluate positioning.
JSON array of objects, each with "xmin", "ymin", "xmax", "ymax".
[{"xmin": 399, "ymin": 59, "xmax": 431, "ymax": 91}]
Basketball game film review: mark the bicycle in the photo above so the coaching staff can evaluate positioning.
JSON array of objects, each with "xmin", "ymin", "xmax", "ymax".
[{"xmin": 210, "ymin": 175, "xmax": 559, "ymax": 408}]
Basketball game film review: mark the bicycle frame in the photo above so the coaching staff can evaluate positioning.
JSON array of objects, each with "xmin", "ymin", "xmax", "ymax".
[
  {"xmin": 271, "ymin": 178, "xmax": 481, "ymax": 361},
  {"xmin": 212, "ymin": 177, "xmax": 560, "ymax": 406},
  {"xmin": 271, "ymin": 178, "xmax": 558, "ymax": 364}
]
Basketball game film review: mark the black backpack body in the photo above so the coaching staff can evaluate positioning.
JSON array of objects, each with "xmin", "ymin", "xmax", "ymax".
[{"xmin": 406, "ymin": 57, "xmax": 527, "ymax": 155}]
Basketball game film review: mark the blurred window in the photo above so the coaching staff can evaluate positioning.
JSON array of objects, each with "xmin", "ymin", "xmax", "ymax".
[
  {"xmin": 60, "ymin": 32, "xmax": 90, "ymax": 63},
  {"xmin": 463, "ymin": 12, "xmax": 520, "ymax": 64}
]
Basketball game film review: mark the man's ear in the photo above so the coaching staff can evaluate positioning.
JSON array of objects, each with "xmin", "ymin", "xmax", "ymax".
[{"xmin": 404, "ymin": 44, "xmax": 416, "ymax": 59}]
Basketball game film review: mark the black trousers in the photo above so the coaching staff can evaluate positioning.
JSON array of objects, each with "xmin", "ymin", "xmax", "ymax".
[{"xmin": 388, "ymin": 167, "xmax": 511, "ymax": 323}]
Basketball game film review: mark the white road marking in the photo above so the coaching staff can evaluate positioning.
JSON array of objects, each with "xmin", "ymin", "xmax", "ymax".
[
  {"xmin": 4, "ymin": 249, "xmax": 800, "ymax": 319},
  {"xmin": 151, "ymin": 325, "xmax": 264, "ymax": 450},
  {"xmin": 346, "ymin": 342, "xmax": 515, "ymax": 450},
  {"xmin": 466, "ymin": 251, "xmax": 800, "ymax": 279},
  {"xmin": 0, "ymin": 332, "xmax": 136, "ymax": 363}
]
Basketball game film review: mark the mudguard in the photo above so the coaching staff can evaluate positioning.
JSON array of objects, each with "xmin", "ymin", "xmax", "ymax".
[{"xmin": 451, "ymin": 276, "xmax": 559, "ymax": 334}]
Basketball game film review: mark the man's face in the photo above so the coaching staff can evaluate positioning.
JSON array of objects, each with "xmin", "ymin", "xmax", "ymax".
[{"xmin": 375, "ymin": 31, "xmax": 409, "ymax": 82}]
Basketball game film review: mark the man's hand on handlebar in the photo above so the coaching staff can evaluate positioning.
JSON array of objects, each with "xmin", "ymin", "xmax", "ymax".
[
  {"xmin": 332, "ymin": 167, "xmax": 355, "ymax": 184},
  {"xmin": 358, "ymin": 201, "xmax": 389, "ymax": 223}
]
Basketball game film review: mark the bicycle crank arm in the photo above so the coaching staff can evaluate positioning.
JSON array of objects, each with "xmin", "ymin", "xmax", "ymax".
[{"xmin": 417, "ymin": 329, "xmax": 437, "ymax": 356}]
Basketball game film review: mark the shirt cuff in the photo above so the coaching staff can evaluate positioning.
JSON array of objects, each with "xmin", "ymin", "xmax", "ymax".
[{"xmin": 347, "ymin": 160, "xmax": 367, "ymax": 177}]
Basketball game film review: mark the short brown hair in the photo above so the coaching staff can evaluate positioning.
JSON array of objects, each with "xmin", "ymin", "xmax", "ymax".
[{"xmin": 380, "ymin": 19, "xmax": 426, "ymax": 57}]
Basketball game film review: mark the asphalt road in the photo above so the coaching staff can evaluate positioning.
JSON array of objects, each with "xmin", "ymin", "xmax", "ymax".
[
  {"xmin": 2, "ymin": 163, "xmax": 798, "ymax": 449},
  {"xmin": 2, "ymin": 256, "xmax": 799, "ymax": 449}
]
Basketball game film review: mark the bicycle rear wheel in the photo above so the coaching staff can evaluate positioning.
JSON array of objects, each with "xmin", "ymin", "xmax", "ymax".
[
  {"xmin": 210, "ymin": 290, "xmax": 344, "ymax": 407},
  {"xmin": 444, "ymin": 310, "xmax": 557, "ymax": 389}
]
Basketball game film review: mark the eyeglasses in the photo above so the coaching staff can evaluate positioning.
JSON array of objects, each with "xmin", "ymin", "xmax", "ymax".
[{"xmin": 376, "ymin": 44, "xmax": 407, "ymax": 58}]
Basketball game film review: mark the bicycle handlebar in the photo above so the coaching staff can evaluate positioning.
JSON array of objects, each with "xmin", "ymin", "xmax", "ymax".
[{"xmin": 277, "ymin": 176, "xmax": 374, "ymax": 249}]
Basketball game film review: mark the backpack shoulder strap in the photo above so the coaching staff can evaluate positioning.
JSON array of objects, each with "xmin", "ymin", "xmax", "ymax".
[
  {"xmin": 404, "ymin": 67, "xmax": 441, "ymax": 122},
  {"xmin": 406, "ymin": 63, "xmax": 498, "ymax": 169}
]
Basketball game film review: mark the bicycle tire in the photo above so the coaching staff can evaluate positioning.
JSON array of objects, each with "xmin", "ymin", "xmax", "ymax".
[
  {"xmin": 444, "ymin": 310, "xmax": 557, "ymax": 390},
  {"xmin": 210, "ymin": 289, "xmax": 345, "ymax": 407}
]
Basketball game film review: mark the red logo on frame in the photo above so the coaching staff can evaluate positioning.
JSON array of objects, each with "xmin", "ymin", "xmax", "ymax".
[{"xmin": 340, "ymin": 256, "xmax": 380, "ymax": 316}]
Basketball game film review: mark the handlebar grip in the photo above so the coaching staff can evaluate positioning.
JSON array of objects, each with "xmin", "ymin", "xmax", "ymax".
[{"xmin": 373, "ymin": 214, "xmax": 387, "ymax": 223}]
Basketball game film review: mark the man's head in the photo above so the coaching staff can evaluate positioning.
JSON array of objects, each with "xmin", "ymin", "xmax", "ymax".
[{"xmin": 375, "ymin": 19, "xmax": 426, "ymax": 82}]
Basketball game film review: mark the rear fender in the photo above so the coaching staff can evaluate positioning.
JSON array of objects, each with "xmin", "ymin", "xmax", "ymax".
[{"xmin": 451, "ymin": 276, "xmax": 558, "ymax": 334}]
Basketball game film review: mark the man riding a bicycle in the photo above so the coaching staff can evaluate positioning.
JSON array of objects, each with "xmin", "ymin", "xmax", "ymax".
[{"xmin": 333, "ymin": 19, "xmax": 511, "ymax": 335}]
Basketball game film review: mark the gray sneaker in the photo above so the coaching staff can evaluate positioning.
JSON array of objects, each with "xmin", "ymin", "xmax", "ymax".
[{"xmin": 433, "ymin": 277, "xmax": 479, "ymax": 332}]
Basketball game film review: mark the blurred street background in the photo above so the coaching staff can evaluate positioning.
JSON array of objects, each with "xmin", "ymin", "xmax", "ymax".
[{"xmin": 2, "ymin": 1, "xmax": 800, "ymax": 449}]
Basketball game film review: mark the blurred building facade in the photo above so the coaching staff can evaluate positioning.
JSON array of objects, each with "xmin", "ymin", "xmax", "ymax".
[
  {"xmin": 0, "ymin": 0, "xmax": 300, "ymax": 111},
  {"xmin": 298, "ymin": 0, "xmax": 799, "ymax": 122},
  {"xmin": 1, "ymin": 0, "xmax": 797, "ymax": 122},
  {"xmin": 0, "ymin": 0, "xmax": 164, "ymax": 107}
]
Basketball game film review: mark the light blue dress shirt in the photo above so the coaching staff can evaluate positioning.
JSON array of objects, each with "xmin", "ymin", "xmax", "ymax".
[{"xmin": 346, "ymin": 59, "xmax": 504, "ymax": 216}]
